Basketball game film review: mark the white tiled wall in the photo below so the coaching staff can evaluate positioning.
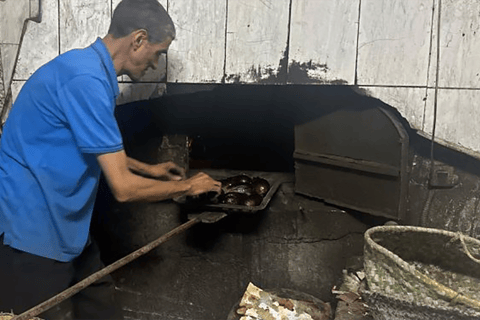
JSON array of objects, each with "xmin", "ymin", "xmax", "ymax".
[
  {"xmin": 8, "ymin": 80, "xmax": 24, "ymax": 117},
  {"xmin": 0, "ymin": 50, "xmax": 4, "ymax": 107},
  {"xmin": 225, "ymin": 0, "xmax": 290, "ymax": 83},
  {"xmin": 0, "ymin": 0, "xmax": 30, "ymax": 45},
  {"xmin": 359, "ymin": 86, "xmax": 427, "ymax": 131},
  {"xmin": 4, "ymin": 0, "xmax": 480, "ymax": 156},
  {"xmin": 357, "ymin": 0, "xmax": 434, "ymax": 86},
  {"xmin": 289, "ymin": 0, "xmax": 359, "ymax": 84},
  {"xmin": 59, "ymin": 0, "xmax": 112, "ymax": 53},
  {"xmin": 0, "ymin": 0, "xmax": 31, "ymax": 109},
  {"xmin": 167, "ymin": 0, "xmax": 226, "ymax": 83},
  {"xmin": 14, "ymin": 0, "xmax": 59, "ymax": 80},
  {"xmin": 1, "ymin": 44, "xmax": 19, "ymax": 89},
  {"xmin": 435, "ymin": 0, "xmax": 480, "ymax": 88},
  {"xmin": 424, "ymin": 88, "xmax": 480, "ymax": 152}
]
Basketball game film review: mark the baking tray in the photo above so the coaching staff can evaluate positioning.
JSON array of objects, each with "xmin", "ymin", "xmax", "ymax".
[{"xmin": 179, "ymin": 170, "xmax": 292, "ymax": 214}]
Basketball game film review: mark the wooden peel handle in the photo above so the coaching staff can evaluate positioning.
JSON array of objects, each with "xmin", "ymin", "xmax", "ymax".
[{"xmin": 11, "ymin": 216, "xmax": 202, "ymax": 320}]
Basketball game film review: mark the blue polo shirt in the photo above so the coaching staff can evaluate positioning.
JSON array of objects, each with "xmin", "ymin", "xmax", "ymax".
[{"xmin": 0, "ymin": 38, "xmax": 123, "ymax": 262}]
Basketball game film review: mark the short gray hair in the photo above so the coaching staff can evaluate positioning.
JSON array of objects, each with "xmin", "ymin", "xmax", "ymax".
[{"xmin": 108, "ymin": 0, "xmax": 176, "ymax": 44}]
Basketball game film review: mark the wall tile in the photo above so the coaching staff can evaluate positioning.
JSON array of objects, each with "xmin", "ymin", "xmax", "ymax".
[
  {"xmin": 288, "ymin": 0, "xmax": 359, "ymax": 84},
  {"xmin": 427, "ymin": 0, "xmax": 439, "ymax": 88},
  {"xmin": 424, "ymin": 89, "xmax": 480, "ymax": 153},
  {"xmin": 117, "ymin": 82, "xmax": 166, "ymax": 106},
  {"xmin": 357, "ymin": 0, "xmax": 434, "ymax": 86},
  {"xmin": 0, "ymin": 0, "xmax": 30, "ymax": 44},
  {"xmin": 433, "ymin": 0, "xmax": 480, "ymax": 88},
  {"xmin": 0, "ymin": 48, "xmax": 4, "ymax": 107},
  {"xmin": 1, "ymin": 44, "xmax": 19, "ymax": 91},
  {"xmin": 2, "ymin": 80, "xmax": 26, "ymax": 123},
  {"xmin": 14, "ymin": 0, "xmax": 59, "ymax": 80},
  {"xmin": 60, "ymin": 0, "xmax": 111, "ymax": 53},
  {"xmin": 167, "ymin": 0, "xmax": 226, "ymax": 83},
  {"xmin": 225, "ymin": 0, "xmax": 290, "ymax": 83},
  {"xmin": 359, "ymin": 86, "xmax": 427, "ymax": 131},
  {"xmin": 10, "ymin": 80, "xmax": 26, "ymax": 104},
  {"xmin": 30, "ymin": 0, "xmax": 41, "ymax": 20}
]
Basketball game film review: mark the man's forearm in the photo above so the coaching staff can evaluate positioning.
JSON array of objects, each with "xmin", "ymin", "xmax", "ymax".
[
  {"xmin": 126, "ymin": 157, "xmax": 155, "ymax": 177},
  {"xmin": 98, "ymin": 151, "xmax": 220, "ymax": 203},
  {"xmin": 118, "ymin": 172, "xmax": 191, "ymax": 202}
]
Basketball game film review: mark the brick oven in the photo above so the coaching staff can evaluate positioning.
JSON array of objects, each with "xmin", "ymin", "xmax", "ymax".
[{"xmin": 88, "ymin": 84, "xmax": 433, "ymax": 319}]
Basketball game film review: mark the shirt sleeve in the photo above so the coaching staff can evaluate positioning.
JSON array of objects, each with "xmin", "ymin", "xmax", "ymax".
[{"xmin": 58, "ymin": 75, "xmax": 124, "ymax": 154}]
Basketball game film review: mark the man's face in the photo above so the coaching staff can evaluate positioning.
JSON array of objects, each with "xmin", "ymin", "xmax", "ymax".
[{"xmin": 126, "ymin": 37, "xmax": 172, "ymax": 81}]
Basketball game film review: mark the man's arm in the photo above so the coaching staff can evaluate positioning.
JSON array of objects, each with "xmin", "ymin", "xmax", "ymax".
[
  {"xmin": 126, "ymin": 157, "xmax": 186, "ymax": 181},
  {"xmin": 97, "ymin": 150, "xmax": 221, "ymax": 202}
]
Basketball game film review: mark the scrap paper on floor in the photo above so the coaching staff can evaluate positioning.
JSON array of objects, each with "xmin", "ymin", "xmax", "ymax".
[{"xmin": 236, "ymin": 282, "xmax": 330, "ymax": 320}]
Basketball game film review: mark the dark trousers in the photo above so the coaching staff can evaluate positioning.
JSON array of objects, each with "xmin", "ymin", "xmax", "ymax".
[{"xmin": 0, "ymin": 235, "xmax": 122, "ymax": 320}]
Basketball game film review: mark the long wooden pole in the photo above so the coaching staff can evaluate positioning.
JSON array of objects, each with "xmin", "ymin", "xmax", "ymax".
[{"xmin": 11, "ymin": 216, "xmax": 204, "ymax": 320}]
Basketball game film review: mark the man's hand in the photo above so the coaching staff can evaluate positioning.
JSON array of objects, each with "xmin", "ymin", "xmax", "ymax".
[
  {"xmin": 98, "ymin": 151, "xmax": 221, "ymax": 202},
  {"xmin": 185, "ymin": 172, "xmax": 222, "ymax": 196},
  {"xmin": 150, "ymin": 161, "xmax": 186, "ymax": 181}
]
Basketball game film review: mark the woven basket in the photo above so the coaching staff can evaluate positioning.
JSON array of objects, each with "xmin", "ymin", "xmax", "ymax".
[
  {"xmin": 364, "ymin": 225, "xmax": 480, "ymax": 315},
  {"xmin": 362, "ymin": 290, "xmax": 480, "ymax": 320}
]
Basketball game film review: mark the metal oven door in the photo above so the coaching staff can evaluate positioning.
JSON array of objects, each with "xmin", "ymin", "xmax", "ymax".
[{"xmin": 294, "ymin": 106, "xmax": 409, "ymax": 221}]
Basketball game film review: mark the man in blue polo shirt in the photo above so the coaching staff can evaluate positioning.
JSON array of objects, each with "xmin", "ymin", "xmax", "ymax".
[{"xmin": 0, "ymin": 0, "xmax": 221, "ymax": 319}]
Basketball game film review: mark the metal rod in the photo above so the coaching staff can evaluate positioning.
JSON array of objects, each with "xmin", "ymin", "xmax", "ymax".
[
  {"xmin": 11, "ymin": 216, "xmax": 202, "ymax": 320},
  {"xmin": 293, "ymin": 151, "xmax": 400, "ymax": 177}
]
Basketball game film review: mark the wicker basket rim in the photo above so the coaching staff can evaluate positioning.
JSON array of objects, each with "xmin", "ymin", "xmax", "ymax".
[
  {"xmin": 361, "ymin": 289, "xmax": 480, "ymax": 318},
  {"xmin": 364, "ymin": 225, "xmax": 480, "ymax": 310},
  {"xmin": 365, "ymin": 225, "xmax": 480, "ymax": 243}
]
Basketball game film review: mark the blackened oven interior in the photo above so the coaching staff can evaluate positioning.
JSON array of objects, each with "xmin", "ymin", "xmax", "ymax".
[{"xmin": 90, "ymin": 84, "xmax": 409, "ymax": 319}]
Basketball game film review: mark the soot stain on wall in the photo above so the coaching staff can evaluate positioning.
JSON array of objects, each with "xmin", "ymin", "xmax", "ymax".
[
  {"xmin": 224, "ymin": 49, "xmax": 289, "ymax": 84},
  {"xmin": 224, "ymin": 50, "xmax": 347, "ymax": 85},
  {"xmin": 288, "ymin": 60, "xmax": 348, "ymax": 85}
]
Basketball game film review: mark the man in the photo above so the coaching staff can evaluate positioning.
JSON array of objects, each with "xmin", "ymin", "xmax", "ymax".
[{"xmin": 0, "ymin": 0, "xmax": 221, "ymax": 319}]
